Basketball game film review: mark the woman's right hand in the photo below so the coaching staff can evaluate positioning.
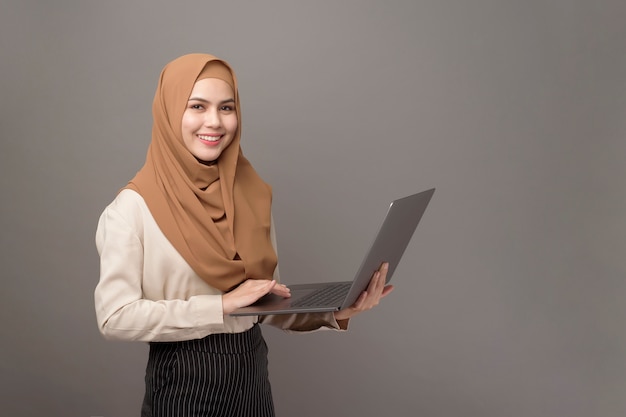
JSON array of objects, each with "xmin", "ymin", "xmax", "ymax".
[{"xmin": 222, "ymin": 279, "xmax": 291, "ymax": 314}]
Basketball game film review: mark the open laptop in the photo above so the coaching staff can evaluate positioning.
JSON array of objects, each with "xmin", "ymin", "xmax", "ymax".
[{"xmin": 230, "ymin": 188, "xmax": 435, "ymax": 316}]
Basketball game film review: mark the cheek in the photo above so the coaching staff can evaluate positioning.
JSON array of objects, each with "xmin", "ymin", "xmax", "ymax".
[
  {"xmin": 180, "ymin": 114, "xmax": 193, "ymax": 136},
  {"xmin": 181, "ymin": 112, "xmax": 202, "ymax": 134},
  {"xmin": 226, "ymin": 115, "xmax": 238, "ymax": 134}
]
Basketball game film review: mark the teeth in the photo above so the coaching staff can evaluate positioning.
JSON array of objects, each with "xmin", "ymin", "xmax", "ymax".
[{"xmin": 198, "ymin": 135, "xmax": 220, "ymax": 142}]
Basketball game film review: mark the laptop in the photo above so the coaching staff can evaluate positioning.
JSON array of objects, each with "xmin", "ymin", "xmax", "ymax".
[{"xmin": 229, "ymin": 188, "xmax": 435, "ymax": 316}]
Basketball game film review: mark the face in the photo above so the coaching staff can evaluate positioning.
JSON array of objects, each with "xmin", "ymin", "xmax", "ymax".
[{"xmin": 181, "ymin": 78, "xmax": 238, "ymax": 163}]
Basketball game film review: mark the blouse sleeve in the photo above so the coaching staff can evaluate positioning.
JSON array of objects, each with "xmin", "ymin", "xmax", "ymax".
[
  {"xmin": 94, "ymin": 198, "xmax": 226, "ymax": 342},
  {"xmin": 259, "ymin": 311, "xmax": 348, "ymax": 332}
]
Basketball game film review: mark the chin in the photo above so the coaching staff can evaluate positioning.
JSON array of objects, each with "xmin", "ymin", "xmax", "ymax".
[{"xmin": 196, "ymin": 152, "xmax": 222, "ymax": 163}]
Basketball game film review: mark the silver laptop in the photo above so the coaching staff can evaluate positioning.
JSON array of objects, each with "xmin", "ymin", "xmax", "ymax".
[{"xmin": 229, "ymin": 188, "xmax": 435, "ymax": 316}]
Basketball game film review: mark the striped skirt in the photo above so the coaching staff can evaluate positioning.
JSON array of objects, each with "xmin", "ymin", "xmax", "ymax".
[{"xmin": 141, "ymin": 324, "xmax": 275, "ymax": 417}]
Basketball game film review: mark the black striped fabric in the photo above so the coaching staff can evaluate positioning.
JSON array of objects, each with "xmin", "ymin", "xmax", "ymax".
[{"xmin": 141, "ymin": 324, "xmax": 275, "ymax": 417}]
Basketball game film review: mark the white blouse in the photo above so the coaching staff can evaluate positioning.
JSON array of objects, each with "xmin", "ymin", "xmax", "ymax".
[{"xmin": 95, "ymin": 189, "xmax": 343, "ymax": 342}]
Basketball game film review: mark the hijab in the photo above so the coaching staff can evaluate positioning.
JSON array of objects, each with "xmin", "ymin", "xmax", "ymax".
[{"xmin": 126, "ymin": 53, "xmax": 277, "ymax": 292}]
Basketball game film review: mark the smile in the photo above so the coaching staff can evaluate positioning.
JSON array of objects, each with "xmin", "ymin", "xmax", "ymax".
[{"xmin": 197, "ymin": 134, "xmax": 222, "ymax": 143}]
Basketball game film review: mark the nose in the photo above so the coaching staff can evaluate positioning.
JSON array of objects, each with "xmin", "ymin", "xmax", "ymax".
[{"xmin": 203, "ymin": 108, "xmax": 221, "ymax": 127}]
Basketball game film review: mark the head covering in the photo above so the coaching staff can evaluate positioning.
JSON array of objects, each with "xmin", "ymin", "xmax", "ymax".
[
  {"xmin": 126, "ymin": 53, "xmax": 277, "ymax": 291},
  {"xmin": 196, "ymin": 60, "xmax": 235, "ymax": 90}
]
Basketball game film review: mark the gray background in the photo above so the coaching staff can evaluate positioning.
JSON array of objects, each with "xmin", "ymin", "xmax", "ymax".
[{"xmin": 1, "ymin": 1, "xmax": 625, "ymax": 416}]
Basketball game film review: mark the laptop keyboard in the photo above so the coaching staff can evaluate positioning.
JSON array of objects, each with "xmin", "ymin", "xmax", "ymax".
[{"xmin": 291, "ymin": 282, "xmax": 352, "ymax": 308}]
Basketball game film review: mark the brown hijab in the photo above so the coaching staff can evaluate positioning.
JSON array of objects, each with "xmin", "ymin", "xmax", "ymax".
[{"xmin": 126, "ymin": 53, "xmax": 277, "ymax": 292}]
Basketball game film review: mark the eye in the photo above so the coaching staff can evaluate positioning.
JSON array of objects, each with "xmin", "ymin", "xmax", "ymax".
[
  {"xmin": 220, "ymin": 105, "xmax": 235, "ymax": 112},
  {"xmin": 190, "ymin": 104, "xmax": 204, "ymax": 110}
]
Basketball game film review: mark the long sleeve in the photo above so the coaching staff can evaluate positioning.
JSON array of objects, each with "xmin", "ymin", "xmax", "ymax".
[
  {"xmin": 94, "ymin": 189, "xmax": 346, "ymax": 343},
  {"xmin": 94, "ymin": 190, "xmax": 256, "ymax": 342},
  {"xmin": 259, "ymin": 311, "xmax": 347, "ymax": 332}
]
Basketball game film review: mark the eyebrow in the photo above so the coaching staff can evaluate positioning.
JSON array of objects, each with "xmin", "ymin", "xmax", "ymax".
[{"xmin": 187, "ymin": 97, "xmax": 235, "ymax": 104}]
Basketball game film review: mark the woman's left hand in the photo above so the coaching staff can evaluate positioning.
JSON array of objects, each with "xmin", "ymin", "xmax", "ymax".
[{"xmin": 333, "ymin": 262, "xmax": 394, "ymax": 322}]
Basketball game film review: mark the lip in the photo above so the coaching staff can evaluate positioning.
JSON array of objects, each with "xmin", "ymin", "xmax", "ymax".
[{"xmin": 197, "ymin": 133, "xmax": 223, "ymax": 146}]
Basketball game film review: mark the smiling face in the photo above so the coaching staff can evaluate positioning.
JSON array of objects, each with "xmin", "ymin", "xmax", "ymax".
[{"xmin": 181, "ymin": 78, "xmax": 238, "ymax": 164}]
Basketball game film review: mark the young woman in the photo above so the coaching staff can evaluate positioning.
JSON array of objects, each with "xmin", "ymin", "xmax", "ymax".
[{"xmin": 95, "ymin": 53, "xmax": 392, "ymax": 417}]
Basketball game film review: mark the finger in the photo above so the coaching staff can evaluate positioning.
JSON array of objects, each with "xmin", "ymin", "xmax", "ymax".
[
  {"xmin": 276, "ymin": 283, "xmax": 290, "ymax": 293},
  {"xmin": 362, "ymin": 281, "xmax": 388, "ymax": 308},
  {"xmin": 351, "ymin": 290, "xmax": 368, "ymax": 311},
  {"xmin": 374, "ymin": 271, "xmax": 386, "ymax": 293},
  {"xmin": 380, "ymin": 285, "xmax": 394, "ymax": 298},
  {"xmin": 270, "ymin": 283, "xmax": 291, "ymax": 298},
  {"xmin": 368, "ymin": 271, "xmax": 385, "ymax": 297},
  {"xmin": 367, "ymin": 271, "xmax": 381, "ymax": 293},
  {"xmin": 377, "ymin": 262, "xmax": 389, "ymax": 284},
  {"xmin": 249, "ymin": 279, "xmax": 276, "ymax": 298}
]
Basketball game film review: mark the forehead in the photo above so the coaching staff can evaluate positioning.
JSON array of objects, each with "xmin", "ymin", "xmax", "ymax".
[{"xmin": 188, "ymin": 78, "xmax": 234, "ymax": 99}]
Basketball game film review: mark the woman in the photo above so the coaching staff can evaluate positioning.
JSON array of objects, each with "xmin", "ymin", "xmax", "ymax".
[{"xmin": 95, "ymin": 53, "xmax": 392, "ymax": 417}]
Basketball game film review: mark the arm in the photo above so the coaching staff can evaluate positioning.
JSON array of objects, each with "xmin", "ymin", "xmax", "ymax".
[
  {"xmin": 259, "ymin": 263, "xmax": 393, "ymax": 332},
  {"xmin": 259, "ymin": 217, "xmax": 393, "ymax": 331},
  {"xmin": 260, "ymin": 310, "xmax": 348, "ymax": 332},
  {"xmin": 94, "ymin": 196, "xmax": 226, "ymax": 342},
  {"xmin": 333, "ymin": 262, "xmax": 394, "ymax": 322}
]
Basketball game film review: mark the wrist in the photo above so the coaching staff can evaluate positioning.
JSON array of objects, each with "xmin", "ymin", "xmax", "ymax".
[
  {"xmin": 222, "ymin": 294, "xmax": 233, "ymax": 315},
  {"xmin": 333, "ymin": 313, "xmax": 350, "ymax": 330},
  {"xmin": 333, "ymin": 309, "xmax": 351, "ymax": 322}
]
